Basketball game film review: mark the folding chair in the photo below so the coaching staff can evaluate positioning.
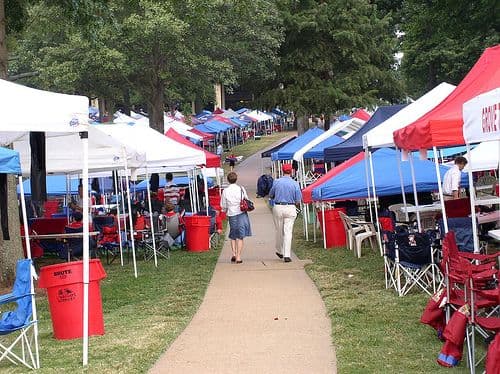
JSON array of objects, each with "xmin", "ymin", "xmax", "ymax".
[
  {"xmin": 384, "ymin": 230, "xmax": 442, "ymax": 296},
  {"xmin": 63, "ymin": 226, "xmax": 84, "ymax": 261},
  {"xmin": 94, "ymin": 216, "xmax": 123, "ymax": 264},
  {"xmin": 0, "ymin": 259, "xmax": 39, "ymax": 370}
]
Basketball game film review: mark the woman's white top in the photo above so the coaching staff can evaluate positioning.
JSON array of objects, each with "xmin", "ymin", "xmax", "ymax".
[{"xmin": 221, "ymin": 183, "xmax": 248, "ymax": 217}]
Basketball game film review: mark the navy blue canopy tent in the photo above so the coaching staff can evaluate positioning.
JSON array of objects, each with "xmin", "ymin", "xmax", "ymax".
[
  {"xmin": 0, "ymin": 147, "xmax": 21, "ymax": 174},
  {"xmin": 261, "ymin": 136, "xmax": 297, "ymax": 158},
  {"xmin": 324, "ymin": 105, "xmax": 406, "ymax": 163},
  {"xmin": 303, "ymin": 134, "xmax": 344, "ymax": 159},
  {"xmin": 271, "ymin": 128, "xmax": 324, "ymax": 161},
  {"xmin": 311, "ymin": 148, "xmax": 468, "ymax": 201}
]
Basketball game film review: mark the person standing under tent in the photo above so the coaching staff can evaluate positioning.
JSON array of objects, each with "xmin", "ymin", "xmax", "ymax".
[
  {"xmin": 163, "ymin": 172, "xmax": 180, "ymax": 207},
  {"xmin": 216, "ymin": 143, "xmax": 223, "ymax": 158},
  {"xmin": 442, "ymin": 156, "xmax": 468, "ymax": 200},
  {"xmin": 269, "ymin": 163, "xmax": 302, "ymax": 263},
  {"xmin": 220, "ymin": 172, "xmax": 252, "ymax": 264}
]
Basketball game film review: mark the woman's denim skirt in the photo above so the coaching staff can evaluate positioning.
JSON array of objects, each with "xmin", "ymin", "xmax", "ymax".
[{"xmin": 228, "ymin": 212, "xmax": 252, "ymax": 240}]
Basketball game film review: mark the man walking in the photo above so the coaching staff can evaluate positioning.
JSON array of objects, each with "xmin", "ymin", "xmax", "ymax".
[{"xmin": 269, "ymin": 163, "xmax": 302, "ymax": 262}]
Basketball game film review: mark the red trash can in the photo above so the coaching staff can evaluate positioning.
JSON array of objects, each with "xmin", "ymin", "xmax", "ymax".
[
  {"xmin": 317, "ymin": 208, "xmax": 347, "ymax": 248},
  {"xmin": 184, "ymin": 215, "xmax": 211, "ymax": 252},
  {"xmin": 38, "ymin": 259, "xmax": 106, "ymax": 340}
]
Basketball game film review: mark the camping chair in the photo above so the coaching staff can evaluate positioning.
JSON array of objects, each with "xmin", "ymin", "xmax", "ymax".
[
  {"xmin": 0, "ymin": 259, "xmax": 39, "ymax": 370},
  {"xmin": 439, "ymin": 217, "xmax": 478, "ymax": 253},
  {"xmin": 94, "ymin": 216, "xmax": 123, "ymax": 264},
  {"xmin": 384, "ymin": 230, "xmax": 442, "ymax": 297},
  {"xmin": 63, "ymin": 226, "xmax": 84, "ymax": 261}
]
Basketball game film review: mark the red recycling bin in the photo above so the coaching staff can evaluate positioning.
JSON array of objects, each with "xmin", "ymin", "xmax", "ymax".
[
  {"xmin": 38, "ymin": 259, "xmax": 106, "ymax": 340},
  {"xmin": 317, "ymin": 208, "xmax": 347, "ymax": 248},
  {"xmin": 184, "ymin": 215, "xmax": 211, "ymax": 252}
]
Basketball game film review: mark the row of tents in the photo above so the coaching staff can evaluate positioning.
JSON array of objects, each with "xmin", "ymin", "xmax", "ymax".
[{"xmin": 264, "ymin": 44, "xmax": 499, "ymax": 249}]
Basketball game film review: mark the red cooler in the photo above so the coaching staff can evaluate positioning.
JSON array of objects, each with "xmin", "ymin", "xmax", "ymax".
[
  {"xmin": 39, "ymin": 259, "xmax": 106, "ymax": 340},
  {"xmin": 184, "ymin": 215, "xmax": 211, "ymax": 252},
  {"xmin": 317, "ymin": 208, "xmax": 347, "ymax": 248}
]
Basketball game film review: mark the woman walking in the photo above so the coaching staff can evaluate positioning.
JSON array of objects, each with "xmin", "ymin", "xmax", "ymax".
[{"xmin": 221, "ymin": 172, "xmax": 252, "ymax": 263}]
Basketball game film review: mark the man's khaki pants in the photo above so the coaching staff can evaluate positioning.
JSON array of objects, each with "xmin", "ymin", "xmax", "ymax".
[{"xmin": 272, "ymin": 204, "xmax": 297, "ymax": 258}]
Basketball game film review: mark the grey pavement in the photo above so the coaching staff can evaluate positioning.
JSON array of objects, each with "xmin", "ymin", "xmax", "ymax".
[{"xmin": 149, "ymin": 139, "xmax": 337, "ymax": 374}]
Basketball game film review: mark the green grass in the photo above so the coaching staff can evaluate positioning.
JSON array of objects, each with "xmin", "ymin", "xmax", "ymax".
[
  {"xmin": 1, "ymin": 243, "xmax": 222, "ymax": 373},
  {"xmin": 292, "ymin": 217, "xmax": 470, "ymax": 373}
]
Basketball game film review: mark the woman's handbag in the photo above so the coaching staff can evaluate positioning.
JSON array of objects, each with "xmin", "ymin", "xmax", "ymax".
[{"xmin": 240, "ymin": 187, "xmax": 255, "ymax": 212}]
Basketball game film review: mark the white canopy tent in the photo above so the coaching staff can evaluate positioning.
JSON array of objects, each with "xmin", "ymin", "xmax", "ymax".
[
  {"xmin": 0, "ymin": 78, "xmax": 92, "ymax": 366},
  {"xmin": 362, "ymin": 83, "xmax": 456, "ymax": 149},
  {"xmin": 163, "ymin": 116, "xmax": 203, "ymax": 141},
  {"xmin": 463, "ymin": 88, "xmax": 500, "ymax": 252}
]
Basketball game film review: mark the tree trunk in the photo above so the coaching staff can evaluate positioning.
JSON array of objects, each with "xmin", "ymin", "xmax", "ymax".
[
  {"xmin": 0, "ymin": 1, "xmax": 6, "ymax": 78},
  {"xmin": 296, "ymin": 114, "xmax": 309, "ymax": 135},
  {"xmin": 194, "ymin": 97, "xmax": 204, "ymax": 114},
  {"xmin": 324, "ymin": 114, "xmax": 331, "ymax": 131},
  {"xmin": 122, "ymin": 88, "xmax": 131, "ymax": 116},
  {"xmin": 0, "ymin": 175, "xmax": 23, "ymax": 284},
  {"xmin": 149, "ymin": 76, "xmax": 165, "ymax": 133},
  {"xmin": 0, "ymin": 1, "xmax": 23, "ymax": 286}
]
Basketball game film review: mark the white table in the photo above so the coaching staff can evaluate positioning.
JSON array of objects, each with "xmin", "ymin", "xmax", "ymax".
[
  {"xmin": 477, "ymin": 211, "xmax": 500, "ymax": 225},
  {"xmin": 401, "ymin": 203, "xmax": 442, "ymax": 214},
  {"xmin": 488, "ymin": 229, "xmax": 500, "ymax": 241}
]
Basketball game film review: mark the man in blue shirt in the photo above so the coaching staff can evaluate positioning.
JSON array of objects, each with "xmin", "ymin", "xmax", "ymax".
[{"xmin": 269, "ymin": 163, "xmax": 302, "ymax": 262}]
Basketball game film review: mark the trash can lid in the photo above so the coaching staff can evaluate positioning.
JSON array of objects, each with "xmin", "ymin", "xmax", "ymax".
[{"xmin": 39, "ymin": 259, "xmax": 106, "ymax": 288}]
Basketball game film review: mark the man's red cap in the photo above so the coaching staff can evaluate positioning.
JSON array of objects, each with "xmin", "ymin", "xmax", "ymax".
[{"xmin": 282, "ymin": 163, "xmax": 293, "ymax": 173}]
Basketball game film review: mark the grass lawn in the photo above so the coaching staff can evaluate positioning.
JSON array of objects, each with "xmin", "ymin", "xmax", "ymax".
[{"xmin": 292, "ymin": 217, "xmax": 471, "ymax": 373}]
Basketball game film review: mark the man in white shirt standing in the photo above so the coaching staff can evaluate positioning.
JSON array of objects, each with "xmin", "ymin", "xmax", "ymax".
[{"xmin": 442, "ymin": 156, "xmax": 468, "ymax": 199}]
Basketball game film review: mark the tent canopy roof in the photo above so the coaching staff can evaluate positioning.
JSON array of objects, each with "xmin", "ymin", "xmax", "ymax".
[
  {"xmin": 324, "ymin": 104, "xmax": 406, "ymax": 162},
  {"xmin": 363, "ymin": 83, "xmax": 456, "ymax": 149},
  {"xmin": 271, "ymin": 128, "xmax": 324, "ymax": 161},
  {"xmin": 165, "ymin": 128, "xmax": 220, "ymax": 168},
  {"xmin": 393, "ymin": 45, "xmax": 500, "ymax": 150}
]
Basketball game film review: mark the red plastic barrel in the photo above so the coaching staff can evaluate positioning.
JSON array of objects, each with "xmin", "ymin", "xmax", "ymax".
[
  {"xmin": 39, "ymin": 259, "xmax": 106, "ymax": 340},
  {"xmin": 184, "ymin": 215, "xmax": 210, "ymax": 252},
  {"xmin": 317, "ymin": 208, "xmax": 347, "ymax": 248}
]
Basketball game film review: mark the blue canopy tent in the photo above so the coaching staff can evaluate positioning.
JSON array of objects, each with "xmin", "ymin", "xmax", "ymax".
[
  {"xmin": 312, "ymin": 148, "xmax": 468, "ymax": 201},
  {"xmin": 230, "ymin": 118, "xmax": 250, "ymax": 128},
  {"xmin": 272, "ymin": 108, "xmax": 286, "ymax": 116},
  {"xmin": 194, "ymin": 120, "xmax": 231, "ymax": 134},
  {"xmin": 338, "ymin": 114, "xmax": 351, "ymax": 122},
  {"xmin": 271, "ymin": 128, "xmax": 324, "ymax": 161},
  {"xmin": 303, "ymin": 134, "xmax": 344, "ymax": 159},
  {"xmin": 324, "ymin": 105, "xmax": 406, "ymax": 163},
  {"xmin": 261, "ymin": 136, "xmax": 297, "ymax": 158},
  {"xmin": 135, "ymin": 176, "xmax": 214, "ymax": 191},
  {"xmin": 18, "ymin": 176, "xmax": 114, "ymax": 196},
  {"xmin": 236, "ymin": 108, "xmax": 250, "ymax": 114},
  {"xmin": 195, "ymin": 110, "xmax": 212, "ymax": 119},
  {"xmin": 0, "ymin": 146, "xmax": 22, "ymax": 174}
]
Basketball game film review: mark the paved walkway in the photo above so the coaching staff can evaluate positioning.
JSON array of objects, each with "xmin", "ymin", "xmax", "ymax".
[{"xmin": 150, "ymin": 141, "xmax": 337, "ymax": 374}]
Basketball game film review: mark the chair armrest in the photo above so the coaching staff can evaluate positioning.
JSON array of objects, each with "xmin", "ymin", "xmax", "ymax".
[{"xmin": 0, "ymin": 292, "xmax": 32, "ymax": 306}]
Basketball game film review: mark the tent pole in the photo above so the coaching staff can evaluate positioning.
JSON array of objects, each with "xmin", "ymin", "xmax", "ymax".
[
  {"xmin": 19, "ymin": 175, "xmax": 40, "ymax": 369},
  {"xmin": 408, "ymin": 152, "xmax": 422, "ymax": 232},
  {"xmin": 145, "ymin": 167, "xmax": 158, "ymax": 266},
  {"xmin": 124, "ymin": 162, "xmax": 138, "ymax": 278},
  {"xmin": 313, "ymin": 201, "xmax": 317, "ymax": 243},
  {"xmin": 66, "ymin": 174, "xmax": 71, "ymax": 223},
  {"xmin": 466, "ymin": 143, "xmax": 480, "ymax": 252},
  {"xmin": 368, "ymin": 150, "xmax": 382, "ymax": 254},
  {"xmin": 433, "ymin": 146, "xmax": 448, "ymax": 233},
  {"xmin": 202, "ymin": 167, "xmax": 209, "ymax": 216},
  {"xmin": 364, "ymin": 149, "xmax": 374, "ymax": 224},
  {"xmin": 113, "ymin": 171, "xmax": 124, "ymax": 266},
  {"xmin": 396, "ymin": 148, "xmax": 410, "ymax": 221},
  {"xmin": 80, "ymin": 132, "xmax": 90, "ymax": 366},
  {"xmin": 321, "ymin": 201, "xmax": 326, "ymax": 249}
]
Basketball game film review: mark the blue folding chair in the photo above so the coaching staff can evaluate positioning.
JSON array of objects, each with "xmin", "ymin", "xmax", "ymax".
[{"xmin": 0, "ymin": 259, "xmax": 39, "ymax": 369}]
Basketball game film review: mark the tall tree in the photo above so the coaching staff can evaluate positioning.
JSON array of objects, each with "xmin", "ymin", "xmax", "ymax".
[
  {"xmin": 260, "ymin": 0, "xmax": 403, "ymax": 134},
  {"xmin": 401, "ymin": 0, "xmax": 500, "ymax": 97}
]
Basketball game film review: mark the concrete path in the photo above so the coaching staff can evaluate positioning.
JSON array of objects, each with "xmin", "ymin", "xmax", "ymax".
[{"xmin": 150, "ymin": 141, "xmax": 337, "ymax": 374}]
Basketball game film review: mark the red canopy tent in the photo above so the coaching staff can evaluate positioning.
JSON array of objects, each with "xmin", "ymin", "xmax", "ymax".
[
  {"xmin": 301, "ymin": 152, "xmax": 365, "ymax": 203},
  {"xmin": 189, "ymin": 127, "xmax": 214, "ymax": 140},
  {"xmin": 165, "ymin": 128, "xmax": 221, "ymax": 168},
  {"xmin": 393, "ymin": 44, "xmax": 500, "ymax": 150},
  {"xmin": 352, "ymin": 109, "xmax": 371, "ymax": 121},
  {"xmin": 213, "ymin": 108, "xmax": 224, "ymax": 114}
]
